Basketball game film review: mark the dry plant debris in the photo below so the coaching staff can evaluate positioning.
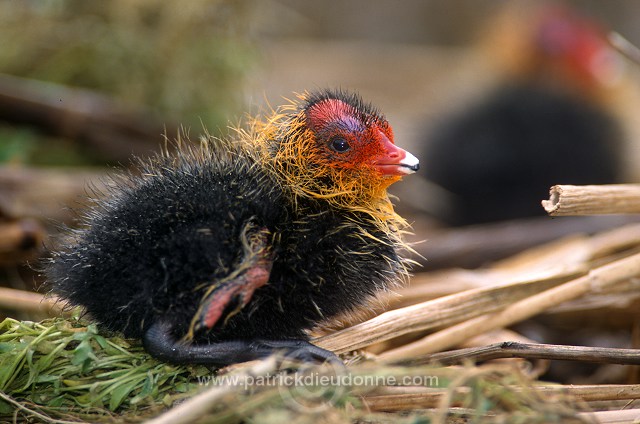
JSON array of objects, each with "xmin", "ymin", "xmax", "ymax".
[
  {"xmin": 0, "ymin": 321, "xmax": 593, "ymax": 424},
  {"xmin": 4, "ymin": 184, "xmax": 640, "ymax": 422}
]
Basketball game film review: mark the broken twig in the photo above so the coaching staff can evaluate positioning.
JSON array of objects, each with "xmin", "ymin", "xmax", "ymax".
[
  {"xmin": 409, "ymin": 342, "xmax": 640, "ymax": 366},
  {"xmin": 542, "ymin": 184, "xmax": 640, "ymax": 216}
]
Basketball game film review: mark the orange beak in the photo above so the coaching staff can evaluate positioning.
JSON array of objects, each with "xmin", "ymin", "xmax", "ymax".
[{"xmin": 372, "ymin": 133, "xmax": 420, "ymax": 176}]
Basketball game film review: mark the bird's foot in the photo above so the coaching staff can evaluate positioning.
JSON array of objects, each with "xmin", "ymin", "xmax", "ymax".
[
  {"xmin": 251, "ymin": 339, "xmax": 341, "ymax": 366},
  {"xmin": 143, "ymin": 320, "xmax": 340, "ymax": 366}
]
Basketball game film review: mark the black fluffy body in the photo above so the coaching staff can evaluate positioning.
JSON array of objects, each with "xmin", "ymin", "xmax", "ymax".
[
  {"xmin": 47, "ymin": 94, "xmax": 404, "ymax": 355},
  {"xmin": 421, "ymin": 83, "xmax": 623, "ymax": 226}
]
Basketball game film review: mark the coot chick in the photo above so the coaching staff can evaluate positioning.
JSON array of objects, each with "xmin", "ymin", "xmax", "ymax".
[{"xmin": 47, "ymin": 89, "xmax": 419, "ymax": 366}]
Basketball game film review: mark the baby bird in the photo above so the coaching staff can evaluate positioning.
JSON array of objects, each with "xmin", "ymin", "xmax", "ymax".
[
  {"xmin": 47, "ymin": 89, "xmax": 419, "ymax": 366},
  {"xmin": 421, "ymin": 5, "xmax": 624, "ymax": 226}
]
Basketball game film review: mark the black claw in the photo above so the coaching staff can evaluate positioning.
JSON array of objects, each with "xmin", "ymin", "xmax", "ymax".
[{"xmin": 256, "ymin": 339, "xmax": 341, "ymax": 365}]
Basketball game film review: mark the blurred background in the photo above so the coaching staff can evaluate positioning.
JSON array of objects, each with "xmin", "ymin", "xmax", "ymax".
[{"xmin": 2, "ymin": 0, "xmax": 640, "ymax": 384}]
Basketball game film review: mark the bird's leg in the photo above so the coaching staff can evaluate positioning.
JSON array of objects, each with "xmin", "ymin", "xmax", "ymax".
[
  {"xmin": 143, "ymin": 319, "xmax": 339, "ymax": 366},
  {"xmin": 143, "ymin": 222, "xmax": 341, "ymax": 366},
  {"xmin": 186, "ymin": 223, "xmax": 273, "ymax": 339}
]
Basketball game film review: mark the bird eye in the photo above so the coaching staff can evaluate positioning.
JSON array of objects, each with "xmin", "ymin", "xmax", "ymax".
[{"xmin": 330, "ymin": 137, "xmax": 350, "ymax": 152}]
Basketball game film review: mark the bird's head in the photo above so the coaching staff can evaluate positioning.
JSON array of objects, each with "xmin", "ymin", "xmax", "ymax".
[
  {"xmin": 485, "ymin": 4, "xmax": 623, "ymax": 97},
  {"xmin": 533, "ymin": 6, "xmax": 623, "ymax": 90},
  {"xmin": 258, "ymin": 90, "xmax": 418, "ymax": 220},
  {"xmin": 303, "ymin": 91, "xmax": 419, "ymax": 178}
]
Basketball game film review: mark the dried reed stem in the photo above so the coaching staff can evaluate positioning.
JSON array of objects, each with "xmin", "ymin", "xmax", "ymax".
[
  {"xmin": 146, "ymin": 357, "xmax": 277, "ymax": 424},
  {"xmin": 317, "ymin": 225, "xmax": 638, "ymax": 353},
  {"xmin": 409, "ymin": 342, "xmax": 640, "ymax": 366},
  {"xmin": 610, "ymin": 31, "xmax": 640, "ymax": 65},
  {"xmin": 362, "ymin": 384, "xmax": 640, "ymax": 412},
  {"xmin": 314, "ymin": 273, "xmax": 567, "ymax": 354},
  {"xmin": 542, "ymin": 184, "xmax": 640, "ymax": 216},
  {"xmin": 0, "ymin": 287, "xmax": 62, "ymax": 316},
  {"xmin": 578, "ymin": 408, "xmax": 640, "ymax": 423},
  {"xmin": 460, "ymin": 329, "xmax": 535, "ymax": 348},
  {"xmin": 378, "ymin": 251, "xmax": 640, "ymax": 362}
]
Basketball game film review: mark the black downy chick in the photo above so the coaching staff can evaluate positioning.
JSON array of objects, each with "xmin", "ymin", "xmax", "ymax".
[
  {"xmin": 47, "ymin": 89, "xmax": 419, "ymax": 366},
  {"xmin": 421, "ymin": 5, "xmax": 625, "ymax": 226},
  {"xmin": 423, "ymin": 83, "xmax": 622, "ymax": 225}
]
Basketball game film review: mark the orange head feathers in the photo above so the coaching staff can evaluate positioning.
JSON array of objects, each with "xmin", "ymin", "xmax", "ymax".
[{"xmin": 247, "ymin": 90, "xmax": 418, "ymax": 226}]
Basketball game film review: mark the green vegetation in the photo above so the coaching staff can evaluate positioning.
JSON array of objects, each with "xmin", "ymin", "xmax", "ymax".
[{"xmin": 0, "ymin": 0, "xmax": 255, "ymax": 165}]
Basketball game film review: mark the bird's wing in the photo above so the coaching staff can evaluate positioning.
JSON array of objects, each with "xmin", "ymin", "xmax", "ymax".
[{"xmin": 184, "ymin": 222, "xmax": 273, "ymax": 341}]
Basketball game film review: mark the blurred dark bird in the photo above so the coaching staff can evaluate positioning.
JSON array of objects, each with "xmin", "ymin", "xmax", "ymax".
[
  {"xmin": 47, "ymin": 89, "xmax": 419, "ymax": 366},
  {"xmin": 421, "ymin": 5, "xmax": 626, "ymax": 226}
]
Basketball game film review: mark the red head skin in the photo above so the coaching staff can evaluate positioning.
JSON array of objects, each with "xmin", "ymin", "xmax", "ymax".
[
  {"xmin": 305, "ymin": 98, "xmax": 418, "ymax": 177},
  {"xmin": 533, "ymin": 6, "xmax": 621, "ymax": 89}
]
